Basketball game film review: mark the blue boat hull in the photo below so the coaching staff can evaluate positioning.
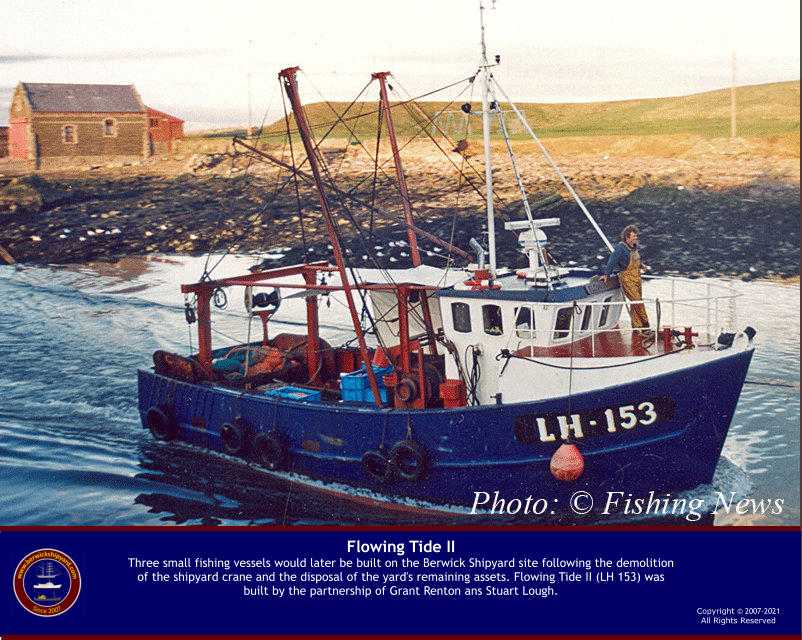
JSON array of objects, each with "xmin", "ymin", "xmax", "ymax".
[{"xmin": 137, "ymin": 348, "xmax": 753, "ymax": 508}]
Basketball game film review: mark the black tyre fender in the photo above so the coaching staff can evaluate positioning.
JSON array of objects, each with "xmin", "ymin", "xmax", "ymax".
[
  {"xmin": 253, "ymin": 430, "xmax": 289, "ymax": 470},
  {"xmin": 389, "ymin": 440, "xmax": 429, "ymax": 482},
  {"xmin": 361, "ymin": 449, "xmax": 394, "ymax": 483},
  {"xmin": 220, "ymin": 419, "xmax": 248, "ymax": 456},
  {"xmin": 145, "ymin": 405, "xmax": 178, "ymax": 441}
]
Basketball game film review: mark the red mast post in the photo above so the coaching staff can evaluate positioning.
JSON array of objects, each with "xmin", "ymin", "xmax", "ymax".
[
  {"xmin": 373, "ymin": 72, "xmax": 438, "ymax": 354},
  {"xmin": 373, "ymin": 72, "xmax": 420, "ymax": 264},
  {"xmin": 279, "ymin": 67, "xmax": 384, "ymax": 406},
  {"xmin": 303, "ymin": 265, "xmax": 321, "ymax": 385}
]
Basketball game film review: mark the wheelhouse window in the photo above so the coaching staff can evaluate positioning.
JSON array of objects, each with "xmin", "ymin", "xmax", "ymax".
[
  {"xmin": 514, "ymin": 306, "xmax": 535, "ymax": 339},
  {"xmin": 553, "ymin": 306, "xmax": 573, "ymax": 340},
  {"xmin": 598, "ymin": 296, "xmax": 613, "ymax": 328},
  {"xmin": 451, "ymin": 302, "xmax": 471, "ymax": 333},
  {"xmin": 62, "ymin": 125, "xmax": 77, "ymax": 144},
  {"xmin": 103, "ymin": 118, "xmax": 117, "ymax": 137},
  {"xmin": 580, "ymin": 305, "xmax": 592, "ymax": 332},
  {"xmin": 482, "ymin": 304, "xmax": 503, "ymax": 336}
]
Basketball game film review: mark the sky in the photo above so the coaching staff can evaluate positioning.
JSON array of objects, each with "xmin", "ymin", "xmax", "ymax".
[{"xmin": 2, "ymin": 0, "xmax": 799, "ymax": 130}]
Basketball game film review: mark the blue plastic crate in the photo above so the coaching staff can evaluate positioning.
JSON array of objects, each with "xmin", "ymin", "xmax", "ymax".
[
  {"xmin": 263, "ymin": 386, "xmax": 322, "ymax": 402},
  {"xmin": 340, "ymin": 366, "xmax": 392, "ymax": 402},
  {"xmin": 355, "ymin": 386, "xmax": 388, "ymax": 403}
]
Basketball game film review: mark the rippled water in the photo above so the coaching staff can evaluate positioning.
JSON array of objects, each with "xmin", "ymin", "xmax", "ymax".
[{"xmin": 0, "ymin": 256, "xmax": 797, "ymax": 526}]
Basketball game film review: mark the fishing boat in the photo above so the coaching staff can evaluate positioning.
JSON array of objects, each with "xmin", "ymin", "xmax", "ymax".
[
  {"xmin": 33, "ymin": 562, "xmax": 62, "ymax": 590},
  {"xmin": 137, "ymin": 2, "xmax": 755, "ymax": 515}
]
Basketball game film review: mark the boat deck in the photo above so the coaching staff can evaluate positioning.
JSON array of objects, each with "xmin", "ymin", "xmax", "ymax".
[{"xmin": 513, "ymin": 328, "xmax": 712, "ymax": 358}]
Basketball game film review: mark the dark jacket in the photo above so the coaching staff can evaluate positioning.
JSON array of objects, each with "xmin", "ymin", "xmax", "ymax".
[{"xmin": 603, "ymin": 242, "xmax": 637, "ymax": 275}]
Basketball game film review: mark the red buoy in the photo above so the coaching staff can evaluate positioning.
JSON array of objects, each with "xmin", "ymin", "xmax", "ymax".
[{"xmin": 550, "ymin": 442, "xmax": 584, "ymax": 482}]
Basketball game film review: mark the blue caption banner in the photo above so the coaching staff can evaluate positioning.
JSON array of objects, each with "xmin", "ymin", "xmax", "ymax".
[{"xmin": 2, "ymin": 529, "xmax": 800, "ymax": 636}]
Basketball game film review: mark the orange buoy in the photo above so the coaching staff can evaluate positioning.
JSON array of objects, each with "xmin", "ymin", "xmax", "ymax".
[
  {"xmin": 373, "ymin": 347, "xmax": 391, "ymax": 368},
  {"xmin": 550, "ymin": 442, "xmax": 584, "ymax": 481}
]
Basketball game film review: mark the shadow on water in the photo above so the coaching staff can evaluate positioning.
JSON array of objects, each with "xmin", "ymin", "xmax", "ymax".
[
  {"xmin": 135, "ymin": 441, "xmax": 466, "ymax": 526},
  {"xmin": 135, "ymin": 440, "xmax": 724, "ymax": 527}
]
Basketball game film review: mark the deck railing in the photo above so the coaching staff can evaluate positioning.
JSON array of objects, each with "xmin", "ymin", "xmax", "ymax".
[{"xmin": 509, "ymin": 276, "xmax": 741, "ymax": 357}]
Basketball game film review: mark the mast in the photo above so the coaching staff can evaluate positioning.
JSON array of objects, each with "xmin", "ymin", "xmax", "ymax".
[
  {"xmin": 373, "ymin": 72, "xmax": 421, "ymax": 265},
  {"xmin": 279, "ymin": 67, "xmax": 384, "ymax": 406},
  {"xmin": 479, "ymin": 0, "xmax": 497, "ymax": 277},
  {"xmin": 373, "ymin": 71, "xmax": 437, "ymax": 353}
]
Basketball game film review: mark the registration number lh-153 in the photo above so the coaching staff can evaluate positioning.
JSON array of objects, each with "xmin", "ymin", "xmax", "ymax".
[{"xmin": 513, "ymin": 396, "xmax": 676, "ymax": 444}]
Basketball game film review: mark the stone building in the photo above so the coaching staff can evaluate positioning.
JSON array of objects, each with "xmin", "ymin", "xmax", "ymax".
[{"xmin": 7, "ymin": 82, "xmax": 183, "ymax": 167}]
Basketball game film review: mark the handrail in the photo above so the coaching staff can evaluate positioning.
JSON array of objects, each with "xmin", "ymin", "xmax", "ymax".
[{"xmin": 508, "ymin": 276, "xmax": 741, "ymax": 357}]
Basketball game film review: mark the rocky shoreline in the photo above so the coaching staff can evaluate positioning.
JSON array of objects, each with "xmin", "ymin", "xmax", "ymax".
[{"xmin": 0, "ymin": 144, "xmax": 798, "ymax": 280}]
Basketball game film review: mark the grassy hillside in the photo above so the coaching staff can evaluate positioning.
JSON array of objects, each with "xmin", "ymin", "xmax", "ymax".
[{"xmin": 202, "ymin": 80, "xmax": 798, "ymax": 143}]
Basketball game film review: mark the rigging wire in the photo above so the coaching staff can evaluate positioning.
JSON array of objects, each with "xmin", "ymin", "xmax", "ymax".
[
  {"xmin": 282, "ymin": 87, "xmax": 309, "ymax": 260},
  {"xmin": 487, "ymin": 80, "xmax": 553, "ymax": 288},
  {"xmin": 301, "ymin": 74, "xmax": 469, "ymax": 333},
  {"xmin": 252, "ymin": 106, "xmax": 293, "ymax": 268},
  {"xmin": 199, "ymin": 79, "xmax": 278, "ymax": 279},
  {"xmin": 193, "ymin": 70, "xmax": 493, "ymax": 359},
  {"xmin": 302, "ymin": 72, "xmax": 407, "ymax": 201},
  {"xmin": 228, "ymin": 75, "xmax": 478, "ymax": 274},
  {"xmin": 202, "ymin": 77, "xmax": 378, "ymax": 280},
  {"xmin": 256, "ymin": 75, "xmax": 474, "ymax": 142},
  {"xmin": 368, "ymin": 87, "xmax": 385, "ymax": 244},
  {"xmin": 341, "ymin": 75, "xmax": 477, "ymax": 202},
  {"xmin": 287, "ymin": 92, "xmax": 395, "ymax": 360},
  {"xmin": 490, "ymin": 75, "xmax": 615, "ymax": 253},
  {"xmin": 389, "ymin": 73, "xmax": 515, "ymax": 219},
  {"xmin": 444, "ymin": 75, "xmax": 476, "ymax": 279},
  {"xmin": 332, "ymin": 99, "xmax": 367, "ymax": 182}
]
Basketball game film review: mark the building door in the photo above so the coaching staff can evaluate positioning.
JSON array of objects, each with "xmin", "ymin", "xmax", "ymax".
[{"xmin": 8, "ymin": 118, "xmax": 28, "ymax": 159}]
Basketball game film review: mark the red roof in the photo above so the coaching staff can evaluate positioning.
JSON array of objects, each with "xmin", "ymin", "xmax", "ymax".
[{"xmin": 147, "ymin": 107, "xmax": 184, "ymax": 123}]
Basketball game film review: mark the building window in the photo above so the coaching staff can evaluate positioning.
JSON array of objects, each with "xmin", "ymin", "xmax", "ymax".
[
  {"xmin": 62, "ymin": 125, "xmax": 77, "ymax": 144},
  {"xmin": 103, "ymin": 118, "xmax": 117, "ymax": 137},
  {"xmin": 452, "ymin": 302, "xmax": 471, "ymax": 333},
  {"xmin": 482, "ymin": 304, "xmax": 503, "ymax": 336},
  {"xmin": 553, "ymin": 306, "xmax": 573, "ymax": 340},
  {"xmin": 514, "ymin": 306, "xmax": 535, "ymax": 339},
  {"xmin": 149, "ymin": 118, "xmax": 160, "ymax": 128}
]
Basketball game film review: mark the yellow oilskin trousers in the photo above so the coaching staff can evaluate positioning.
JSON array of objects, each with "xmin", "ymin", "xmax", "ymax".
[{"xmin": 619, "ymin": 248, "xmax": 649, "ymax": 328}]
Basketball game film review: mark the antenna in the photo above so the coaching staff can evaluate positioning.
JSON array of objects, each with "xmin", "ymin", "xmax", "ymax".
[{"xmin": 479, "ymin": 0, "xmax": 497, "ymax": 277}]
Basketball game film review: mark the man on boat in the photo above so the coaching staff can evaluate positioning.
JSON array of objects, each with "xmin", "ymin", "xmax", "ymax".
[{"xmin": 601, "ymin": 225, "xmax": 649, "ymax": 329}]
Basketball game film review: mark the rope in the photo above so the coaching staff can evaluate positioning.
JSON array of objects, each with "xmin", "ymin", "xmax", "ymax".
[
  {"xmin": 496, "ymin": 344, "xmax": 690, "ymax": 370},
  {"xmin": 202, "ymin": 75, "xmax": 373, "ymax": 279}
]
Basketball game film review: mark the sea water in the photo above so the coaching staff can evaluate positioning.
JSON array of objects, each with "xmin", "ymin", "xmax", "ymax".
[{"xmin": 0, "ymin": 255, "xmax": 797, "ymax": 526}]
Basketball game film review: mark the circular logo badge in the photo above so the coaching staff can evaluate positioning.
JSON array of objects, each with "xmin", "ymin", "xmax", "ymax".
[{"xmin": 13, "ymin": 549, "xmax": 81, "ymax": 617}]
